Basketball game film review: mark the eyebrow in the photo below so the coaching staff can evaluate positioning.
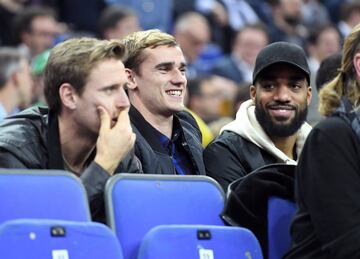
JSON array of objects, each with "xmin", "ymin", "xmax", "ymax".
[
  {"xmin": 154, "ymin": 61, "xmax": 187, "ymax": 69},
  {"xmin": 99, "ymin": 82, "xmax": 128, "ymax": 91}
]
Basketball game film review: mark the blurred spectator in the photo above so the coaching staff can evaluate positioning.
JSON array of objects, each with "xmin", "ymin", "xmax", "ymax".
[
  {"xmin": 306, "ymin": 24, "xmax": 341, "ymax": 125},
  {"xmin": 42, "ymin": 0, "xmax": 106, "ymax": 34},
  {"xmin": 173, "ymin": 12, "xmax": 211, "ymax": 80},
  {"xmin": 307, "ymin": 24, "xmax": 341, "ymax": 75},
  {"xmin": 323, "ymin": 0, "xmax": 346, "ymax": 24},
  {"xmin": 173, "ymin": 0, "xmax": 232, "ymax": 53},
  {"xmin": 0, "ymin": 0, "xmax": 28, "ymax": 46},
  {"xmin": 31, "ymin": 49, "xmax": 50, "ymax": 106},
  {"xmin": 232, "ymin": 81, "xmax": 251, "ymax": 116},
  {"xmin": 186, "ymin": 108, "xmax": 214, "ymax": 147},
  {"xmin": 268, "ymin": 0, "xmax": 308, "ymax": 47},
  {"xmin": 315, "ymin": 52, "xmax": 342, "ymax": 92},
  {"xmin": 105, "ymin": 0, "xmax": 173, "ymax": 32},
  {"xmin": 12, "ymin": 6, "xmax": 59, "ymax": 60},
  {"xmin": 0, "ymin": 47, "xmax": 33, "ymax": 120},
  {"xmin": 97, "ymin": 5, "xmax": 140, "ymax": 40},
  {"xmin": 221, "ymin": 0, "xmax": 260, "ymax": 32},
  {"xmin": 337, "ymin": 0, "xmax": 360, "ymax": 38},
  {"xmin": 302, "ymin": 0, "xmax": 330, "ymax": 28},
  {"xmin": 187, "ymin": 75, "xmax": 237, "ymax": 124},
  {"xmin": 211, "ymin": 23, "xmax": 269, "ymax": 83}
]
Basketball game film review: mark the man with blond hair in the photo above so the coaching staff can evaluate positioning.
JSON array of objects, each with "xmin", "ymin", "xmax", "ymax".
[
  {"xmin": 122, "ymin": 29, "xmax": 205, "ymax": 175},
  {"xmin": 0, "ymin": 38, "xmax": 141, "ymax": 222}
]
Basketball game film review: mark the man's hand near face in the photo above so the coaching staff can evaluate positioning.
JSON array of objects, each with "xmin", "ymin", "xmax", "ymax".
[{"xmin": 94, "ymin": 106, "xmax": 136, "ymax": 175}]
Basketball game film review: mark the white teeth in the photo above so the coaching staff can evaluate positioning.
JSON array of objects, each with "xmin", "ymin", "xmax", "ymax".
[{"xmin": 167, "ymin": 90, "xmax": 182, "ymax": 96}]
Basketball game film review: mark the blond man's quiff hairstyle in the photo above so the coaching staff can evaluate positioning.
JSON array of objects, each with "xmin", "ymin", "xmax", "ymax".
[
  {"xmin": 121, "ymin": 29, "xmax": 178, "ymax": 75},
  {"xmin": 319, "ymin": 24, "xmax": 360, "ymax": 116},
  {"xmin": 44, "ymin": 37, "xmax": 127, "ymax": 115}
]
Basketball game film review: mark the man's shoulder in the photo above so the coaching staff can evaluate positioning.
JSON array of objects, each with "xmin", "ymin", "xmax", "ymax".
[
  {"xmin": 176, "ymin": 110, "xmax": 198, "ymax": 128},
  {"xmin": 0, "ymin": 106, "xmax": 48, "ymax": 148},
  {"xmin": 209, "ymin": 130, "xmax": 249, "ymax": 148},
  {"xmin": 206, "ymin": 130, "xmax": 276, "ymax": 162},
  {"xmin": 176, "ymin": 110, "xmax": 202, "ymax": 140},
  {"xmin": 307, "ymin": 115, "xmax": 353, "ymax": 143}
]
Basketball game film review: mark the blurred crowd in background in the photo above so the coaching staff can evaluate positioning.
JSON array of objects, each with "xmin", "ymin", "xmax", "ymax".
[{"xmin": 0, "ymin": 0, "xmax": 356, "ymax": 145}]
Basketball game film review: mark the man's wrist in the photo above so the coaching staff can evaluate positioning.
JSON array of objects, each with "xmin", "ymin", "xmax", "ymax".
[{"xmin": 94, "ymin": 155, "xmax": 117, "ymax": 175}]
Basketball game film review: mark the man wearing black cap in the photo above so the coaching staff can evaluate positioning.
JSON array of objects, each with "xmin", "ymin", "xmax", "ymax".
[{"xmin": 204, "ymin": 41, "xmax": 312, "ymax": 191}]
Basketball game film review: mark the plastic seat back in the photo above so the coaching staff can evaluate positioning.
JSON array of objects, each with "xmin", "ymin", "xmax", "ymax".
[
  {"xmin": 138, "ymin": 224, "xmax": 263, "ymax": 259},
  {"xmin": 105, "ymin": 174, "xmax": 225, "ymax": 259},
  {"xmin": 0, "ymin": 169, "xmax": 91, "ymax": 222},
  {"xmin": 0, "ymin": 219, "xmax": 123, "ymax": 259},
  {"xmin": 268, "ymin": 197, "xmax": 297, "ymax": 259}
]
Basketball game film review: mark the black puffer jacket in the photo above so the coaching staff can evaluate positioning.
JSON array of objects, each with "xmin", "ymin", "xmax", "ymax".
[
  {"xmin": 129, "ymin": 106, "xmax": 205, "ymax": 175},
  {"xmin": 204, "ymin": 130, "xmax": 278, "ymax": 191},
  {"xmin": 0, "ymin": 106, "xmax": 142, "ymax": 222}
]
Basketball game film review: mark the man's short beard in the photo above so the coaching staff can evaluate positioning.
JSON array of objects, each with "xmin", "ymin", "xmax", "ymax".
[{"xmin": 255, "ymin": 101, "xmax": 308, "ymax": 137}]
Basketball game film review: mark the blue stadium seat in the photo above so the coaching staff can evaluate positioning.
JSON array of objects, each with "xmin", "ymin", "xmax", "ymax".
[
  {"xmin": 0, "ymin": 219, "xmax": 123, "ymax": 259},
  {"xmin": 105, "ymin": 174, "xmax": 225, "ymax": 259},
  {"xmin": 268, "ymin": 197, "xmax": 297, "ymax": 259},
  {"xmin": 138, "ymin": 224, "xmax": 263, "ymax": 259},
  {"xmin": 0, "ymin": 169, "xmax": 91, "ymax": 223}
]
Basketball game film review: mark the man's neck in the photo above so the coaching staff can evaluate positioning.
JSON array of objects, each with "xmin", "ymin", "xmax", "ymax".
[
  {"xmin": 58, "ymin": 114, "xmax": 96, "ymax": 174},
  {"xmin": 132, "ymin": 103, "xmax": 174, "ymax": 138},
  {"xmin": 271, "ymin": 134, "xmax": 298, "ymax": 160}
]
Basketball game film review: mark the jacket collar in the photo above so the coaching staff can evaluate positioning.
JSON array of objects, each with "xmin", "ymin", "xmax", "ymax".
[
  {"xmin": 47, "ymin": 110, "xmax": 64, "ymax": 169},
  {"xmin": 129, "ymin": 105, "xmax": 183, "ymax": 154}
]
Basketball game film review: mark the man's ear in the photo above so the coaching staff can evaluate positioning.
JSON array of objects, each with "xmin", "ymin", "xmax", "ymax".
[
  {"xmin": 125, "ymin": 68, "xmax": 137, "ymax": 90},
  {"xmin": 250, "ymin": 85, "xmax": 256, "ymax": 101},
  {"xmin": 353, "ymin": 53, "xmax": 360, "ymax": 79},
  {"xmin": 59, "ymin": 83, "xmax": 77, "ymax": 110},
  {"xmin": 307, "ymin": 86, "xmax": 312, "ymax": 106}
]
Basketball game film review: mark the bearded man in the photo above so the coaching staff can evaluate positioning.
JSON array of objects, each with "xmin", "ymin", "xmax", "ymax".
[{"xmin": 204, "ymin": 42, "xmax": 312, "ymax": 190}]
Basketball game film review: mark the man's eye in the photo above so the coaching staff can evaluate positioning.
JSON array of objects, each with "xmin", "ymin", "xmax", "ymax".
[
  {"xmin": 291, "ymin": 83, "xmax": 302, "ymax": 90},
  {"xmin": 262, "ymin": 84, "xmax": 274, "ymax": 90},
  {"xmin": 104, "ymin": 88, "xmax": 115, "ymax": 95},
  {"xmin": 158, "ymin": 67, "xmax": 169, "ymax": 72}
]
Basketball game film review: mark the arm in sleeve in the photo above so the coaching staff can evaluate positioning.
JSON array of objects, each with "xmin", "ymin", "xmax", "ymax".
[
  {"xmin": 0, "ymin": 149, "xmax": 29, "ymax": 168},
  {"xmin": 296, "ymin": 122, "xmax": 360, "ymax": 257},
  {"xmin": 204, "ymin": 140, "xmax": 247, "ymax": 191},
  {"xmin": 80, "ymin": 152, "xmax": 142, "ymax": 222}
]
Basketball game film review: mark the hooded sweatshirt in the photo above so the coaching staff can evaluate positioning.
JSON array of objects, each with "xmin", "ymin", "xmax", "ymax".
[
  {"xmin": 221, "ymin": 99, "xmax": 312, "ymax": 164},
  {"xmin": 204, "ymin": 99, "xmax": 312, "ymax": 190}
]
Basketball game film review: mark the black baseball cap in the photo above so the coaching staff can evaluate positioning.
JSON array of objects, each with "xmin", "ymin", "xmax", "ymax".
[{"xmin": 252, "ymin": 41, "xmax": 310, "ymax": 84}]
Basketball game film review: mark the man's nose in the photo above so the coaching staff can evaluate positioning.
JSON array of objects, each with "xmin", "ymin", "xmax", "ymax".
[
  {"xmin": 115, "ymin": 88, "xmax": 130, "ymax": 108},
  {"xmin": 171, "ymin": 69, "xmax": 186, "ymax": 85},
  {"xmin": 273, "ymin": 85, "xmax": 291, "ymax": 102}
]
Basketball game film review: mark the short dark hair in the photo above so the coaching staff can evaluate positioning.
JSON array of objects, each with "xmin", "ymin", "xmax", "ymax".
[
  {"xmin": 12, "ymin": 6, "xmax": 57, "ymax": 45},
  {"xmin": 232, "ymin": 23, "xmax": 269, "ymax": 48},
  {"xmin": 187, "ymin": 75, "xmax": 214, "ymax": 98},
  {"xmin": 97, "ymin": 5, "xmax": 136, "ymax": 39},
  {"xmin": 316, "ymin": 52, "xmax": 342, "ymax": 91},
  {"xmin": 307, "ymin": 24, "xmax": 340, "ymax": 46},
  {"xmin": 340, "ymin": 0, "xmax": 360, "ymax": 22}
]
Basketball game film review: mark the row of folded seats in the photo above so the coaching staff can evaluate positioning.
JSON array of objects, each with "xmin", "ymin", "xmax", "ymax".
[{"xmin": 0, "ymin": 169, "xmax": 295, "ymax": 259}]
